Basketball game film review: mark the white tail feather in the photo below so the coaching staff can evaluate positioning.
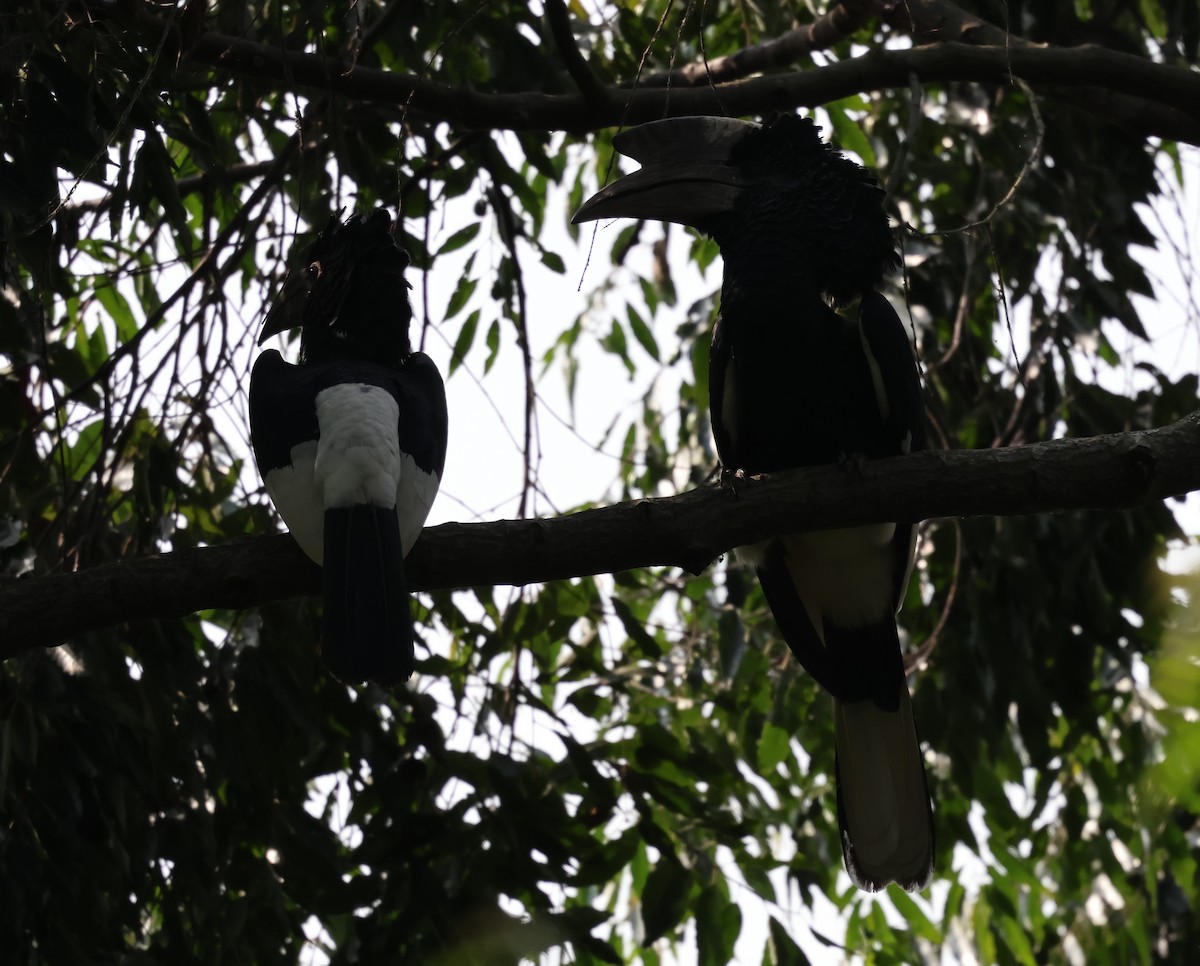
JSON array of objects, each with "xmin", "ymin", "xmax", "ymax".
[{"xmin": 834, "ymin": 686, "xmax": 933, "ymax": 891}]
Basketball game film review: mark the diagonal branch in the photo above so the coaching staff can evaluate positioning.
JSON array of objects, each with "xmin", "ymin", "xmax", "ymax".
[
  {"xmin": 638, "ymin": 0, "xmax": 875, "ymax": 88},
  {"xmin": 544, "ymin": 0, "xmax": 607, "ymax": 104},
  {"xmin": 2, "ymin": 412, "xmax": 1198, "ymax": 655}
]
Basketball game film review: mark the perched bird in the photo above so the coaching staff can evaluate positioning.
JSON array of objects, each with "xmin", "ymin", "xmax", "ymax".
[
  {"xmin": 249, "ymin": 210, "xmax": 448, "ymax": 685},
  {"xmin": 574, "ymin": 115, "xmax": 933, "ymax": 891}
]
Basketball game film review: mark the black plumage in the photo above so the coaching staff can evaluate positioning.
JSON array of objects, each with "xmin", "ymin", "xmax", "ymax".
[
  {"xmin": 249, "ymin": 210, "xmax": 448, "ymax": 685},
  {"xmin": 575, "ymin": 114, "xmax": 933, "ymax": 892}
]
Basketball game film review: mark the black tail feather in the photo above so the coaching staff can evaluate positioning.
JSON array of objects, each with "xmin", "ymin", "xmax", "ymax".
[{"xmin": 321, "ymin": 505, "xmax": 414, "ymax": 685}]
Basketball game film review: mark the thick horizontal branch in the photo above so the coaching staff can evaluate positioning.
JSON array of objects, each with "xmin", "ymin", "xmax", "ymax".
[
  {"xmin": 107, "ymin": 6, "xmax": 1200, "ymax": 145},
  {"xmin": 880, "ymin": 0, "xmax": 1199, "ymax": 150},
  {"xmin": 2, "ymin": 413, "xmax": 1198, "ymax": 656},
  {"xmin": 630, "ymin": 0, "xmax": 1197, "ymax": 146}
]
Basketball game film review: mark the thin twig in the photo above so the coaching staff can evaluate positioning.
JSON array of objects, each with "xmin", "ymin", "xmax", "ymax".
[
  {"xmin": 905, "ymin": 519, "xmax": 961, "ymax": 674},
  {"xmin": 926, "ymin": 235, "xmax": 978, "ymax": 374},
  {"xmin": 987, "ymin": 222, "xmax": 1023, "ymax": 384},
  {"xmin": 55, "ymin": 136, "xmax": 301, "ymax": 411},
  {"xmin": 908, "ymin": 78, "xmax": 1045, "ymax": 238}
]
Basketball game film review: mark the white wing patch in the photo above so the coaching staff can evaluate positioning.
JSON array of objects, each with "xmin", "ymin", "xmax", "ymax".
[
  {"xmin": 264, "ymin": 439, "xmax": 324, "ymax": 563},
  {"xmin": 396, "ymin": 452, "xmax": 440, "ymax": 556}
]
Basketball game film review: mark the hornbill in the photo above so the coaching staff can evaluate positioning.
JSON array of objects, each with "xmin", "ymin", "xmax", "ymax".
[
  {"xmin": 574, "ymin": 115, "xmax": 933, "ymax": 892},
  {"xmin": 249, "ymin": 209, "xmax": 448, "ymax": 685}
]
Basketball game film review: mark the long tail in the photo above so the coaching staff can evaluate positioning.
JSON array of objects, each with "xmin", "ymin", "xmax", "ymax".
[
  {"xmin": 321, "ymin": 504, "xmax": 413, "ymax": 685},
  {"xmin": 834, "ymin": 677, "xmax": 933, "ymax": 892}
]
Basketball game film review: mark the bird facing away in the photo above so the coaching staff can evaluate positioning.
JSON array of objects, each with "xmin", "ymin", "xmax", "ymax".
[
  {"xmin": 574, "ymin": 115, "xmax": 933, "ymax": 892},
  {"xmin": 249, "ymin": 210, "xmax": 448, "ymax": 685}
]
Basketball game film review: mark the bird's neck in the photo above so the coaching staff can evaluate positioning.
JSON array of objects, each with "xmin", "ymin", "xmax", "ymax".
[
  {"xmin": 301, "ymin": 332, "xmax": 408, "ymax": 368},
  {"xmin": 716, "ymin": 244, "xmax": 828, "ymax": 329}
]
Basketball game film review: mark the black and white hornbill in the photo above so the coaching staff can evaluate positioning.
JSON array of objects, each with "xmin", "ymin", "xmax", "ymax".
[
  {"xmin": 249, "ymin": 209, "xmax": 448, "ymax": 686},
  {"xmin": 574, "ymin": 115, "xmax": 933, "ymax": 892}
]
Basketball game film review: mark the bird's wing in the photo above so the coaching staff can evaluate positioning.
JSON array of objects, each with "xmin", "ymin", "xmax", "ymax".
[
  {"xmin": 707, "ymin": 313, "xmax": 740, "ymax": 466},
  {"xmin": 857, "ymin": 290, "xmax": 925, "ymax": 610},
  {"xmin": 383, "ymin": 353, "xmax": 448, "ymax": 555},
  {"xmin": 249, "ymin": 350, "xmax": 324, "ymax": 562}
]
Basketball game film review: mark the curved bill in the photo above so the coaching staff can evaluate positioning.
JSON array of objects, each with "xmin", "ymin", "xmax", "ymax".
[
  {"xmin": 257, "ymin": 268, "xmax": 310, "ymax": 345},
  {"xmin": 572, "ymin": 116, "xmax": 760, "ymax": 227}
]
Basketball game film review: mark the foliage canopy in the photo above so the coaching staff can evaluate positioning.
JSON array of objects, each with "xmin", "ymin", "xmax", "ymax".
[{"xmin": 2, "ymin": 0, "xmax": 1199, "ymax": 962}]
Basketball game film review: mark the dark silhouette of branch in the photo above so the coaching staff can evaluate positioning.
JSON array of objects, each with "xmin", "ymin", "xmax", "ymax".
[
  {"xmin": 544, "ymin": 0, "xmax": 607, "ymax": 104},
  {"xmin": 879, "ymin": 0, "xmax": 1195, "ymax": 145},
  {"xmin": 638, "ymin": 0, "xmax": 874, "ymax": 88},
  {"xmin": 3, "ymin": 412, "xmax": 1198, "ymax": 655},
  {"xmin": 88, "ymin": 4, "xmax": 1200, "ymax": 145},
  {"xmin": 56, "ymin": 135, "xmax": 300, "ymax": 409},
  {"xmin": 65, "ymin": 158, "xmax": 281, "ymax": 216}
]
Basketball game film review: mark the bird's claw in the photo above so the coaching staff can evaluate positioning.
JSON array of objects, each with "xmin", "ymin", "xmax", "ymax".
[
  {"xmin": 719, "ymin": 465, "xmax": 769, "ymax": 497},
  {"xmin": 836, "ymin": 451, "xmax": 868, "ymax": 480},
  {"xmin": 719, "ymin": 465, "xmax": 746, "ymax": 494}
]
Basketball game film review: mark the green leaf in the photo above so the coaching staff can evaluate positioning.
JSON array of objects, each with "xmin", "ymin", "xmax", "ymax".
[
  {"xmin": 444, "ymin": 275, "xmax": 478, "ymax": 321},
  {"xmin": 436, "ymin": 222, "xmax": 480, "ymax": 256},
  {"xmin": 639, "ymin": 857, "xmax": 692, "ymax": 944},
  {"xmin": 696, "ymin": 885, "xmax": 741, "ymax": 966},
  {"xmin": 690, "ymin": 333, "xmax": 710, "ymax": 412},
  {"xmin": 93, "ymin": 279, "xmax": 138, "ymax": 343},
  {"xmin": 996, "ymin": 909, "xmax": 1038, "ymax": 966},
  {"xmin": 600, "ymin": 320, "xmax": 634, "ymax": 375},
  {"xmin": 483, "ymin": 319, "xmax": 501, "ymax": 374},
  {"xmin": 627, "ymin": 305, "xmax": 659, "ymax": 361},
  {"xmin": 65, "ymin": 419, "xmax": 104, "ymax": 480},
  {"xmin": 972, "ymin": 897, "xmax": 998, "ymax": 964},
  {"xmin": 610, "ymin": 598, "xmax": 663, "ymax": 658},
  {"xmin": 757, "ymin": 723, "xmax": 790, "ymax": 773},
  {"xmin": 887, "ymin": 886, "xmax": 942, "ymax": 944},
  {"xmin": 449, "ymin": 309, "xmax": 480, "ymax": 374},
  {"xmin": 766, "ymin": 917, "xmax": 810, "ymax": 966},
  {"xmin": 825, "ymin": 100, "xmax": 877, "ymax": 168},
  {"xmin": 136, "ymin": 134, "xmax": 193, "ymax": 259}
]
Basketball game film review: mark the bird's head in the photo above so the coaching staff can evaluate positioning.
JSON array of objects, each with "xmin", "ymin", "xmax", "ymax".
[
  {"xmin": 573, "ymin": 114, "xmax": 898, "ymax": 305},
  {"xmin": 259, "ymin": 209, "xmax": 414, "ymax": 365}
]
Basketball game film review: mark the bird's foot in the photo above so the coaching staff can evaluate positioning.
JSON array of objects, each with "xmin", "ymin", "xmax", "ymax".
[
  {"xmin": 835, "ymin": 451, "xmax": 868, "ymax": 481},
  {"xmin": 719, "ymin": 465, "xmax": 770, "ymax": 497},
  {"xmin": 719, "ymin": 465, "xmax": 749, "ymax": 495}
]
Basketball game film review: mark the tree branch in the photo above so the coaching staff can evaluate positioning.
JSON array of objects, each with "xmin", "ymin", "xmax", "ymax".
[
  {"xmin": 97, "ymin": 6, "xmax": 1200, "ymax": 145},
  {"xmin": 879, "ymin": 0, "xmax": 1197, "ymax": 145},
  {"xmin": 638, "ymin": 0, "xmax": 874, "ymax": 88},
  {"xmin": 543, "ymin": 0, "xmax": 607, "ymax": 104},
  {"xmin": 3, "ymin": 412, "xmax": 1198, "ymax": 656}
]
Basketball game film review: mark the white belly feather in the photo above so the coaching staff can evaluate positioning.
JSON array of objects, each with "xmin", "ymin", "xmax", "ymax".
[
  {"xmin": 315, "ymin": 383, "xmax": 403, "ymax": 509},
  {"xmin": 264, "ymin": 383, "xmax": 440, "ymax": 564}
]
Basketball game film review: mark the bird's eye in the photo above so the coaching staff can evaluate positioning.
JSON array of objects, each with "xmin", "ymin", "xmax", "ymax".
[{"xmin": 307, "ymin": 261, "xmax": 323, "ymax": 280}]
